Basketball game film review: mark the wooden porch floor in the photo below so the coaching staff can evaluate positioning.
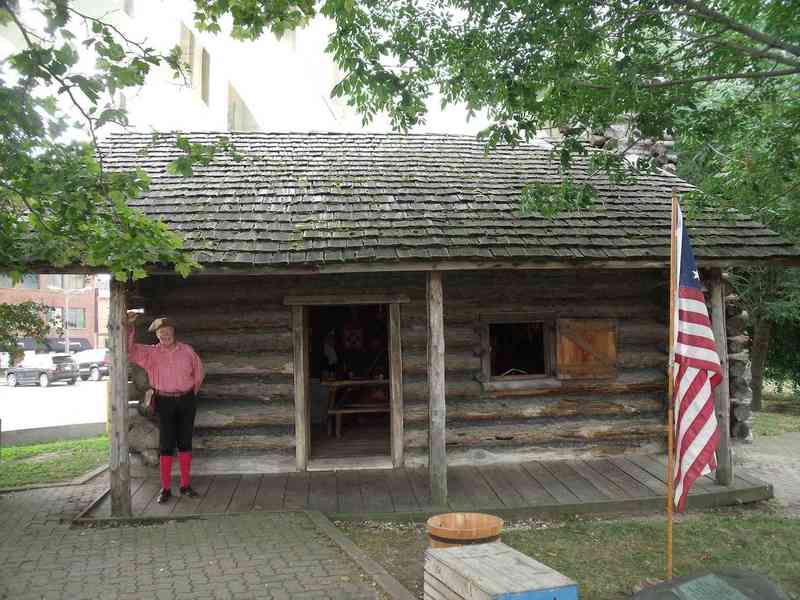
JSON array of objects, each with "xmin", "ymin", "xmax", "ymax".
[{"xmin": 86, "ymin": 454, "xmax": 772, "ymax": 520}]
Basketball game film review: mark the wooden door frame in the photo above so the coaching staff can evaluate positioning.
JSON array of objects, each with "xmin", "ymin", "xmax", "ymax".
[
  {"xmin": 291, "ymin": 305, "xmax": 311, "ymax": 470},
  {"xmin": 286, "ymin": 296, "xmax": 407, "ymax": 470}
]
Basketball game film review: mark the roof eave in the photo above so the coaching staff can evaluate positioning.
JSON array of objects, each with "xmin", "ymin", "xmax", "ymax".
[{"xmin": 144, "ymin": 255, "xmax": 800, "ymax": 276}]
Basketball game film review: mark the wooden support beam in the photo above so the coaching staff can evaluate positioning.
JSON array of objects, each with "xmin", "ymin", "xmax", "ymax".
[
  {"xmin": 109, "ymin": 279, "xmax": 131, "ymax": 516},
  {"xmin": 389, "ymin": 303, "xmax": 404, "ymax": 468},
  {"xmin": 149, "ymin": 256, "xmax": 796, "ymax": 278},
  {"xmin": 292, "ymin": 306, "xmax": 309, "ymax": 470},
  {"xmin": 283, "ymin": 294, "xmax": 411, "ymax": 306},
  {"xmin": 427, "ymin": 271, "xmax": 447, "ymax": 506},
  {"xmin": 710, "ymin": 269, "xmax": 733, "ymax": 485}
]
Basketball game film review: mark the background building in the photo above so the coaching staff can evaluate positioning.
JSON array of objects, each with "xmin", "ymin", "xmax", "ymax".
[
  {"xmin": 90, "ymin": 0, "xmax": 485, "ymax": 134},
  {"xmin": 1, "ymin": 0, "xmax": 486, "ymax": 135},
  {"xmin": 95, "ymin": 275, "xmax": 111, "ymax": 349},
  {"xmin": 0, "ymin": 274, "xmax": 101, "ymax": 353}
]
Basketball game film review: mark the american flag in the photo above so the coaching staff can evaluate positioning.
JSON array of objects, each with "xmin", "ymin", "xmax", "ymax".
[{"xmin": 670, "ymin": 204, "xmax": 723, "ymax": 512}]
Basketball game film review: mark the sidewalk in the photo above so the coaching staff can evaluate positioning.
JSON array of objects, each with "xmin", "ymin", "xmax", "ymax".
[
  {"xmin": 735, "ymin": 431, "xmax": 800, "ymax": 515},
  {"xmin": 0, "ymin": 478, "xmax": 402, "ymax": 600}
]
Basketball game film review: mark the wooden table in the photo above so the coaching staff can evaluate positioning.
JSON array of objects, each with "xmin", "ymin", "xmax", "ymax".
[{"xmin": 321, "ymin": 378, "xmax": 390, "ymax": 438}]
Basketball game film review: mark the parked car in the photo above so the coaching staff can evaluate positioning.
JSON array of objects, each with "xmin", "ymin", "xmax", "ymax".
[
  {"xmin": 72, "ymin": 348, "xmax": 111, "ymax": 381},
  {"xmin": 6, "ymin": 354, "xmax": 78, "ymax": 387}
]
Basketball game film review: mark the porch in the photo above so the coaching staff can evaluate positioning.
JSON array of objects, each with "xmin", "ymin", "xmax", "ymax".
[{"xmin": 83, "ymin": 454, "xmax": 772, "ymax": 521}]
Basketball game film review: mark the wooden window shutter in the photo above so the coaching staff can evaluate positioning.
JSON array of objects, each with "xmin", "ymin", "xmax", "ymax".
[{"xmin": 556, "ymin": 319, "xmax": 617, "ymax": 379}]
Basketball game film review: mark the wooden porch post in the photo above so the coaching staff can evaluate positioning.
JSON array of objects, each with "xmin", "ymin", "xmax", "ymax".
[
  {"xmin": 292, "ymin": 306, "xmax": 310, "ymax": 470},
  {"xmin": 389, "ymin": 303, "xmax": 404, "ymax": 468},
  {"xmin": 109, "ymin": 279, "xmax": 131, "ymax": 516},
  {"xmin": 709, "ymin": 269, "xmax": 733, "ymax": 485},
  {"xmin": 427, "ymin": 271, "xmax": 447, "ymax": 506}
]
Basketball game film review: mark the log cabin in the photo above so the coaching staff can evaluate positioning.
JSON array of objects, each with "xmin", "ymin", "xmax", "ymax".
[{"xmin": 100, "ymin": 132, "xmax": 798, "ymax": 514}]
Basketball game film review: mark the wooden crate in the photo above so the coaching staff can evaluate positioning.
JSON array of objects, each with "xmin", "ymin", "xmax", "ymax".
[{"xmin": 424, "ymin": 542, "xmax": 579, "ymax": 600}]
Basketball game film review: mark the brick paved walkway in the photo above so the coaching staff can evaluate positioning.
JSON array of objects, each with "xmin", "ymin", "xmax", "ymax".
[{"xmin": 0, "ymin": 480, "xmax": 389, "ymax": 600}]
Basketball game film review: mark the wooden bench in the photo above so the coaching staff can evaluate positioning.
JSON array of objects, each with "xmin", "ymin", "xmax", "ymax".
[
  {"xmin": 321, "ymin": 378, "xmax": 390, "ymax": 438},
  {"xmin": 327, "ymin": 403, "xmax": 390, "ymax": 438}
]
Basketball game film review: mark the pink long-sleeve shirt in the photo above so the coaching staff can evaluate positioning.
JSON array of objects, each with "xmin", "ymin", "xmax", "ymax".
[{"xmin": 128, "ymin": 327, "xmax": 204, "ymax": 394}]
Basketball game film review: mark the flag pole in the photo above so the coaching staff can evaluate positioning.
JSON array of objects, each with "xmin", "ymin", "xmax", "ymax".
[{"xmin": 666, "ymin": 191, "xmax": 678, "ymax": 579}]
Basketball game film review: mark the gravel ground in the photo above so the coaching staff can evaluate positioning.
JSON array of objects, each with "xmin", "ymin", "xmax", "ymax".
[{"xmin": 735, "ymin": 431, "xmax": 800, "ymax": 516}]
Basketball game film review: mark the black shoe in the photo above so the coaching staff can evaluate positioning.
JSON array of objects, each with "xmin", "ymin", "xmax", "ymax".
[
  {"xmin": 156, "ymin": 488, "xmax": 171, "ymax": 503},
  {"xmin": 180, "ymin": 485, "xmax": 199, "ymax": 498}
]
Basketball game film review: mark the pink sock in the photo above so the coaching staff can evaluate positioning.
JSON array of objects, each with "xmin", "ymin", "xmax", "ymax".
[
  {"xmin": 159, "ymin": 455, "xmax": 173, "ymax": 490},
  {"xmin": 178, "ymin": 451, "xmax": 192, "ymax": 488}
]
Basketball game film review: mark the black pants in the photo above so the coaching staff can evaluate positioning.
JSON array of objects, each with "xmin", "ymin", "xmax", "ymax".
[{"xmin": 157, "ymin": 392, "xmax": 197, "ymax": 456}]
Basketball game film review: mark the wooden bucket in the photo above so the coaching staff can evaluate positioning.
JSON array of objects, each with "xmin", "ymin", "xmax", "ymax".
[{"xmin": 426, "ymin": 512, "xmax": 504, "ymax": 548}]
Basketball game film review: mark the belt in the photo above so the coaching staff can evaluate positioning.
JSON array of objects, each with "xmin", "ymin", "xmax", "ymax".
[{"xmin": 155, "ymin": 390, "xmax": 193, "ymax": 398}]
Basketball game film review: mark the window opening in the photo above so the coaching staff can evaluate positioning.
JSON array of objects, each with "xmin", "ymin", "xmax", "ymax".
[
  {"xmin": 48, "ymin": 307, "xmax": 64, "ymax": 327},
  {"xmin": 21, "ymin": 274, "xmax": 38, "ymax": 289},
  {"xmin": 66, "ymin": 308, "xmax": 86, "ymax": 329},
  {"xmin": 227, "ymin": 83, "xmax": 260, "ymax": 131},
  {"xmin": 179, "ymin": 22, "xmax": 195, "ymax": 85},
  {"xmin": 63, "ymin": 274, "xmax": 87, "ymax": 290},
  {"xmin": 200, "ymin": 49, "xmax": 211, "ymax": 105},
  {"xmin": 490, "ymin": 322, "xmax": 546, "ymax": 377}
]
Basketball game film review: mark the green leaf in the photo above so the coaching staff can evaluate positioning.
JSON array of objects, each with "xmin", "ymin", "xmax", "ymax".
[{"xmin": 520, "ymin": 179, "xmax": 598, "ymax": 218}]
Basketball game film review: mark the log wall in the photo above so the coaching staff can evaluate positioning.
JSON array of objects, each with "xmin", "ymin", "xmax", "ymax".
[
  {"xmin": 128, "ymin": 268, "xmax": 668, "ymax": 468},
  {"xmin": 402, "ymin": 269, "xmax": 668, "ymax": 465},
  {"xmin": 129, "ymin": 272, "xmax": 426, "ymax": 462}
]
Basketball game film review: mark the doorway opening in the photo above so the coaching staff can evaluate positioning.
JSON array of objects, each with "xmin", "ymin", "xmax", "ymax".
[{"xmin": 308, "ymin": 305, "xmax": 391, "ymax": 460}]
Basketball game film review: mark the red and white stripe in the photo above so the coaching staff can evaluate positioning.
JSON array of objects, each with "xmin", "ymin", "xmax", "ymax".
[{"xmin": 672, "ymin": 285, "xmax": 723, "ymax": 512}]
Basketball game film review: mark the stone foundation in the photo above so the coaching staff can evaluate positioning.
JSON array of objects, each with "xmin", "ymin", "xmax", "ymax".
[
  {"xmin": 128, "ymin": 363, "xmax": 160, "ymax": 466},
  {"xmin": 726, "ymin": 292, "xmax": 753, "ymax": 442}
]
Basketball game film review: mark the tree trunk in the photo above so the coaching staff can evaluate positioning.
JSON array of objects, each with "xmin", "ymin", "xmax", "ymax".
[{"xmin": 750, "ymin": 318, "xmax": 771, "ymax": 412}]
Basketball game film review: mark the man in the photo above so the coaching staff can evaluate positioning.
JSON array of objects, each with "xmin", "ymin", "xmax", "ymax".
[{"xmin": 127, "ymin": 312, "xmax": 204, "ymax": 503}]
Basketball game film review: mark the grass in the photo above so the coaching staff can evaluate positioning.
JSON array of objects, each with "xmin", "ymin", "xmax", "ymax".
[
  {"xmin": 0, "ymin": 435, "xmax": 108, "ymax": 488},
  {"xmin": 752, "ymin": 387, "xmax": 800, "ymax": 437},
  {"xmin": 504, "ymin": 513, "xmax": 800, "ymax": 599},
  {"xmin": 338, "ymin": 511, "xmax": 800, "ymax": 600}
]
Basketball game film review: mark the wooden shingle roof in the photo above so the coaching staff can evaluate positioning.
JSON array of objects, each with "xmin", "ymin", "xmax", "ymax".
[{"xmin": 101, "ymin": 131, "xmax": 799, "ymax": 271}]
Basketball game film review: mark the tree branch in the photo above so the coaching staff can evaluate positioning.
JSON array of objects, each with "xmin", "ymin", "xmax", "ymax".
[
  {"xmin": 0, "ymin": 180, "xmax": 60, "ymax": 234},
  {"xmin": 0, "ymin": 7, "xmax": 142, "ymax": 231},
  {"xmin": 575, "ymin": 67, "xmax": 800, "ymax": 90},
  {"xmin": 70, "ymin": 5, "xmax": 191, "ymax": 88},
  {"xmin": 675, "ymin": 28, "xmax": 800, "ymax": 69},
  {"xmin": 645, "ymin": 68, "xmax": 800, "ymax": 87},
  {"xmin": 764, "ymin": 180, "xmax": 800, "ymax": 208},
  {"xmin": 660, "ymin": 30, "xmax": 723, "ymax": 63},
  {"xmin": 619, "ymin": 8, "xmax": 800, "ymax": 69},
  {"xmin": 9, "ymin": 11, "xmax": 103, "ymax": 164},
  {"xmin": 67, "ymin": 6, "xmax": 150, "ymax": 55},
  {"xmin": 668, "ymin": 0, "xmax": 800, "ymax": 58}
]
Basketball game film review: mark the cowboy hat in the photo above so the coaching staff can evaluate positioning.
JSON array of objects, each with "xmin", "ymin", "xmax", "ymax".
[{"xmin": 148, "ymin": 317, "xmax": 176, "ymax": 333}]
